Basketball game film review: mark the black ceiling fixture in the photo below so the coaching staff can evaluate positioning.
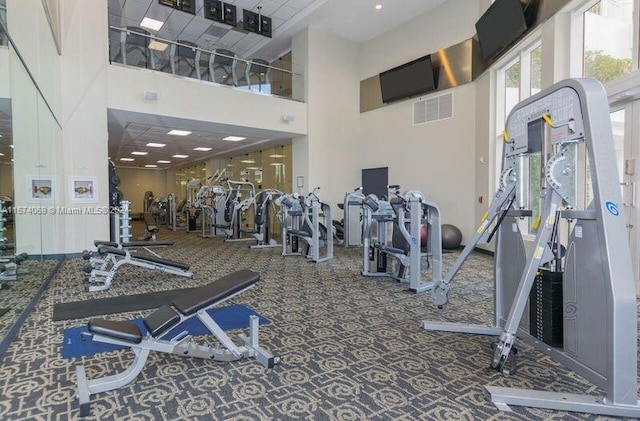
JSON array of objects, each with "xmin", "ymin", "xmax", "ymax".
[
  {"xmin": 242, "ymin": 6, "xmax": 272, "ymax": 38},
  {"xmin": 204, "ymin": 0, "xmax": 237, "ymax": 27},
  {"xmin": 158, "ymin": 0, "xmax": 196, "ymax": 15}
]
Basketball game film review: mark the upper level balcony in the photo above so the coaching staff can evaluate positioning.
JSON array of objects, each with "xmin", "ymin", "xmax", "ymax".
[{"xmin": 108, "ymin": 25, "xmax": 304, "ymax": 102}]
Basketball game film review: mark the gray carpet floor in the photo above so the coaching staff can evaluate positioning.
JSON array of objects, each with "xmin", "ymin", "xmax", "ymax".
[{"xmin": 0, "ymin": 224, "xmax": 637, "ymax": 420}]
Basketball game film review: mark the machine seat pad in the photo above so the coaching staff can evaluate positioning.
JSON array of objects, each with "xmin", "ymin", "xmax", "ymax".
[
  {"xmin": 374, "ymin": 243, "xmax": 407, "ymax": 256},
  {"xmin": 98, "ymin": 245, "xmax": 127, "ymax": 257},
  {"xmin": 241, "ymin": 228, "xmax": 258, "ymax": 234},
  {"xmin": 130, "ymin": 253, "xmax": 190, "ymax": 271},
  {"xmin": 0, "ymin": 243, "xmax": 15, "ymax": 251},
  {"xmin": 143, "ymin": 305, "xmax": 180, "ymax": 337},
  {"xmin": 213, "ymin": 224, "xmax": 229, "ymax": 229},
  {"xmin": 88, "ymin": 318, "xmax": 143, "ymax": 344},
  {"xmin": 122, "ymin": 241, "xmax": 174, "ymax": 248},
  {"xmin": 173, "ymin": 269, "xmax": 260, "ymax": 316},
  {"xmin": 288, "ymin": 229, "xmax": 311, "ymax": 238},
  {"xmin": 94, "ymin": 240, "xmax": 119, "ymax": 248}
]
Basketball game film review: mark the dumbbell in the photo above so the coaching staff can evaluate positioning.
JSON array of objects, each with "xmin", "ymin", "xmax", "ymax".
[
  {"xmin": 82, "ymin": 250, "xmax": 92, "ymax": 260},
  {"xmin": 83, "ymin": 263, "xmax": 93, "ymax": 274},
  {"xmin": 14, "ymin": 253, "xmax": 28, "ymax": 264}
]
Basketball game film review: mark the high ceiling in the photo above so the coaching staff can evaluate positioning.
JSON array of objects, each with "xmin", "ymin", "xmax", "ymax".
[{"xmin": 1, "ymin": 0, "xmax": 453, "ymax": 170}]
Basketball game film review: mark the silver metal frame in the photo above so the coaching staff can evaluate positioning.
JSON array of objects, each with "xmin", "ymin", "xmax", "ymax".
[{"xmin": 75, "ymin": 284, "xmax": 278, "ymax": 416}]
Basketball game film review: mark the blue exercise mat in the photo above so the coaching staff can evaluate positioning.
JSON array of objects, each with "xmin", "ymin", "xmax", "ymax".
[{"xmin": 61, "ymin": 304, "xmax": 269, "ymax": 359}]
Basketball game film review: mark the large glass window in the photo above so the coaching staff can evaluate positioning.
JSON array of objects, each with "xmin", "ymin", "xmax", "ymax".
[
  {"xmin": 583, "ymin": 0, "xmax": 636, "ymax": 83},
  {"xmin": 495, "ymin": 41, "xmax": 543, "ymax": 235}
]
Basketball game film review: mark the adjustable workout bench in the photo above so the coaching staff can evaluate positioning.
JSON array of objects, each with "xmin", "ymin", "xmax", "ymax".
[
  {"xmin": 76, "ymin": 269, "xmax": 279, "ymax": 416},
  {"xmin": 83, "ymin": 239, "xmax": 175, "ymax": 272},
  {"xmin": 87, "ymin": 245, "xmax": 192, "ymax": 292}
]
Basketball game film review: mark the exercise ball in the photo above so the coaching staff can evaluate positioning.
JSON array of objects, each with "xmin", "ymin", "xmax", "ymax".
[
  {"xmin": 442, "ymin": 224, "xmax": 462, "ymax": 249},
  {"xmin": 420, "ymin": 225, "xmax": 428, "ymax": 247}
]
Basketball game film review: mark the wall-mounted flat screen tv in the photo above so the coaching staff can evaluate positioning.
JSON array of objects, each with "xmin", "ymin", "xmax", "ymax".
[
  {"xmin": 475, "ymin": 0, "xmax": 527, "ymax": 60},
  {"xmin": 379, "ymin": 55, "xmax": 435, "ymax": 104},
  {"xmin": 204, "ymin": 0, "xmax": 237, "ymax": 26}
]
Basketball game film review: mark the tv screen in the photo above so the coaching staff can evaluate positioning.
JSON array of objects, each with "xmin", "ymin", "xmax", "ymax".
[
  {"xmin": 379, "ymin": 55, "xmax": 435, "ymax": 104},
  {"xmin": 204, "ymin": 0, "xmax": 237, "ymax": 26},
  {"xmin": 242, "ymin": 9, "xmax": 272, "ymax": 38},
  {"xmin": 475, "ymin": 0, "xmax": 527, "ymax": 60}
]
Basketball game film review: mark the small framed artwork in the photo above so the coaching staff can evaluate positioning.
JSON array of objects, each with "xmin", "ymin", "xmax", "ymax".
[
  {"xmin": 27, "ymin": 176, "xmax": 57, "ymax": 203},
  {"xmin": 69, "ymin": 176, "xmax": 98, "ymax": 202}
]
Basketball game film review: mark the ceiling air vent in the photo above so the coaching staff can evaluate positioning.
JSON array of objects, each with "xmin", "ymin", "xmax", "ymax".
[{"xmin": 413, "ymin": 92, "xmax": 454, "ymax": 126}]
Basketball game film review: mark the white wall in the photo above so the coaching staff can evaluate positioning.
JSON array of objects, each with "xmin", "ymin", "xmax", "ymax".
[
  {"xmin": 9, "ymin": 0, "xmax": 109, "ymax": 255},
  {"xmin": 356, "ymin": 0, "xmax": 482, "ymax": 240},
  {"xmin": 116, "ymin": 167, "xmax": 167, "ymax": 214},
  {"xmin": 0, "ymin": 48, "xmax": 9, "ymax": 97},
  {"xmin": 291, "ymin": 28, "xmax": 360, "ymax": 208},
  {"xmin": 107, "ymin": 65, "xmax": 308, "ymax": 137}
]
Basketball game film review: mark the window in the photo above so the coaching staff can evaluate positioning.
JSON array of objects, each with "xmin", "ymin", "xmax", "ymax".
[
  {"xmin": 495, "ymin": 41, "xmax": 543, "ymax": 235},
  {"xmin": 582, "ymin": 0, "xmax": 636, "ymax": 83}
]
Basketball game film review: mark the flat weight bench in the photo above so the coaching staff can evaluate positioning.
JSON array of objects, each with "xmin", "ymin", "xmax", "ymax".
[
  {"xmin": 76, "ymin": 269, "xmax": 279, "ymax": 416},
  {"xmin": 87, "ymin": 245, "xmax": 193, "ymax": 292}
]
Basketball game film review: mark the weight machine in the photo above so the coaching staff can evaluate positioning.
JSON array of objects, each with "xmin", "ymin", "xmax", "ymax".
[
  {"xmin": 333, "ymin": 187, "xmax": 365, "ymax": 247},
  {"xmin": 279, "ymin": 188, "xmax": 334, "ymax": 263},
  {"xmin": 362, "ymin": 187, "xmax": 442, "ymax": 293},
  {"xmin": 423, "ymin": 78, "xmax": 640, "ymax": 417},
  {"xmin": 245, "ymin": 188, "xmax": 283, "ymax": 248}
]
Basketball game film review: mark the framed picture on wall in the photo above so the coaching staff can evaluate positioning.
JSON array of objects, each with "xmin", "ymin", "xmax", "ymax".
[
  {"xmin": 69, "ymin": 176, "xmax": 97, "ymax": 202},
  {"xmin": 27, "ymin": 175, "xmax": 57, "ymax": 203}
]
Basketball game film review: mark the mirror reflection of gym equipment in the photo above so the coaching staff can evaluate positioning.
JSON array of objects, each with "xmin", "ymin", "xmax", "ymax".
[{"xmin": 424, "ymin": 78, "xmax": 640, "ymax": 418}]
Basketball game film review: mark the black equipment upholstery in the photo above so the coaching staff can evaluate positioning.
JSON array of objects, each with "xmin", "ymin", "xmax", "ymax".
[
  {"xmin": 143, "ymin": 305, "xmax": 181, "ymax": 337},
  {"xmin": 122, "ymin": 241, "xmax": 174, "ymax": 248},
  {"xmin": 88, "ymin": 319, "xmax": 143, "ymax": 344},
  {"xmin": 94, "ymin": 240, "xmax": 119, "ymax": 248},
  {"xmin": 173, "ymin": 269, "xmax": 259, "ymax": 316},
  {"xmin": 130, "ymin": 253, "xmax": 190, "ymax": 271},
  {"xmin": 98, "ymin": 245, "xmax": 126, "ymax": 257}
]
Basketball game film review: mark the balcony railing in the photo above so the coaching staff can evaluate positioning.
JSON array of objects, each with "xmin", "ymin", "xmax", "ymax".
[{"xmin": 109, "ymin": 26, "xmax": 303, "ymax": 102}]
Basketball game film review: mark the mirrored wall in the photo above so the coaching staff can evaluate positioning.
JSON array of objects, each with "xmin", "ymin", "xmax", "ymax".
[{"xmin": 0, "ymin": 2, "xmax": 61, "ymax": 351}]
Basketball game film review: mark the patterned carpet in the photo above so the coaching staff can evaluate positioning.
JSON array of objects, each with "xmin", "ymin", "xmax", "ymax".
[{"xmin": 0, "ymin": 222, "xmax": 637, "ymax": 420}]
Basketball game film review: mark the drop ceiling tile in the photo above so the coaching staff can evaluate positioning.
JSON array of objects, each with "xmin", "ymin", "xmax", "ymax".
[{"xmin": 272, "ymin": 4, "xmax": 297, "ymax": 20}]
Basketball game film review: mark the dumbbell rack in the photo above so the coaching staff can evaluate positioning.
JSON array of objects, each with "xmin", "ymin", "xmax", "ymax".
[{"xmin": 119, "ymin": 200, "xmax": 132, "ymax": 244}]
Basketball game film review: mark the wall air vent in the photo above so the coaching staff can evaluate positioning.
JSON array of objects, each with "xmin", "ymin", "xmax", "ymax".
[{"xmin": 413, "ymin": 92, "xmax": 454, "ymax": 126}]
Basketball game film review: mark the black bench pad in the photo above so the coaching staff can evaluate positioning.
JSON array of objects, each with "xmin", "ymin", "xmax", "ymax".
[
  {"xmin": 98, "ymin": 245, "xmax": 127, "ymax": 257},
  {"xmin": 88, "ymin": 318, "xmax": 142, "ymax": 344},
  {"xmin": 122, "ymin": 241, "xmax": 174, "ymax": 248},
  {"xmin": 173, "ymin": 269, "xmax": 259, "ymax": 316},
  {"xmin": 374, "ymin": 243, "xmax": 407, "ymax": 256},
  {"xmin": 143, "ymin": 305, "xmax": 180, "ymax": 337},
  {"xmin": 288, "ymin": 229, "xmax": 311, "ymax": 238},
  {"xmin": 130, "ymin": 253, "xmax": 190, "ymax": 271},
  {"xmin": 94, "ymin": 240, "xmax": 119, "ymax": 248},
  {"xmin": 0, "ymin": 243, "xmax": 15, "ymax": 251}
]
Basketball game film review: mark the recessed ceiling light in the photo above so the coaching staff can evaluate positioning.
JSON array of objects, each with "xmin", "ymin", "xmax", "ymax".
[
  {"xmin": 270, "ymin": 162, "xmax": 285, "ymax": 166},
  {"xmin": 0, "ymin": 152, "xmax": 4, "ymax": 156},
  {"xmin": 9, "ymin": 145, "xmax": 13, "ymax": 148},
  {"xmin": 168, "ymin": 130, "xmax": 192, "ymax": 136},
  {"xmin": 148, "ymin": 40, "xmax": 168, "ymax": 52},
  {"xmin": 173, "ymin": 154, "xmax": 189, "ymax": 158},
  {"xmin": 246, "ymin": 167, "xmax": 261, "ymax": 170},
  {"xmin": 193, "ymin": 147, "xmax": 212, "ymax": 151},
  {"xmin": 145, "ymin": 164, "xmax": 158, "ymax": 168},
  {"xmin": 146, "ymin": 142, "xmax": 166, "ymax": 147},
  {"xmin": 140, "ymin": 17, "xmax": 164, "ymax": 32},
  {"xmin": 269, "ymin": 154, "xmax": 286, "ymax": 158},
  {"xmin": 120, "ymin": 158, "xmax": 135, "ymax": 162},
  {"xmin": 375, "ymin": 4, "xmax": 382, "ymax": 10},
  {"xmin": 131, "ymin": 151, "xmax": 148, "ymax": 155},
  {"xmin": 157, "ymin": 160, "xmax": 171, "ymax": 164},
  {"xmin": 223, "ymin": 136, "xmax": 246, "ymax": 141},
  {"xmin": 240, "ymin": 159, "xmax": 255, "ymax": 163}
]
